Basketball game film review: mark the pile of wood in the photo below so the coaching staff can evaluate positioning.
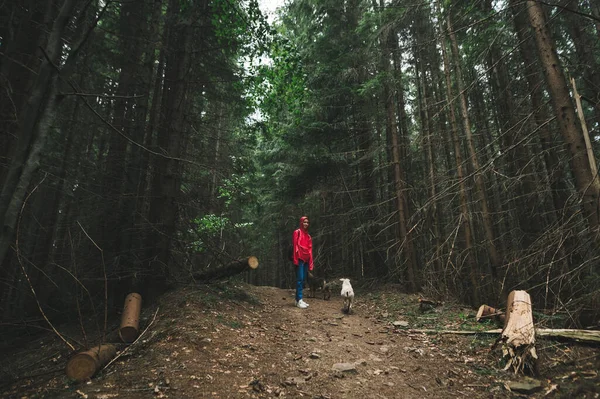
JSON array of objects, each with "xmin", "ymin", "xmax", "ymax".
[
  {"xmin": 66, "ymin": 292, "xmax": 143, "ymax": 381},
  {"xmin": 65, "ymin": 256, "xmax": 259, "ymax": 382}
]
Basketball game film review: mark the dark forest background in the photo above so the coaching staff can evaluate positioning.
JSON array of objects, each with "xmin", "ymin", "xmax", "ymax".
[{"xmin": 1, "ymin": 0, "xmax": 599, "ymax": 338}]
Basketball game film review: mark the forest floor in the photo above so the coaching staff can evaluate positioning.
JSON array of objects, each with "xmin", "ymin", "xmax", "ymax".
[{"xmin": 1, "ymin": 281, "xmax": 599, "ymax": 399}]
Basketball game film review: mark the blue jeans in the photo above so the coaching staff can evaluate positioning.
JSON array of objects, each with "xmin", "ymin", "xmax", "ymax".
[{"xmin": 296, "ymin": 260, "xmax": 308, "ymax": 301}]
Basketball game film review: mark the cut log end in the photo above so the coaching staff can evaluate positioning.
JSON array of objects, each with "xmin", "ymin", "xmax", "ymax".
[
  {"xmin": 66, "ymin": 353, "xmax": 97, "ymax": 381},
  {"xmin": 247, "ymin": 256, "xmax": 259, "ymax": 269},
  {"xmin": 119, "ymin": 326, "xmax": 139, "ymax": 344},
  {"xmin": 65, "ymin": 344, "xmax": 116, "ymax": 381},
  {"xmin": 476, "ymin": 304, "xmax": 506, "ymax": 324}
]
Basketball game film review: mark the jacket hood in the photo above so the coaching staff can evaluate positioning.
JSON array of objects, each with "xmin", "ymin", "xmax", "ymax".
[{"xmin": 299, "ymin": 216, "xmax": 309, "ymax": 232}]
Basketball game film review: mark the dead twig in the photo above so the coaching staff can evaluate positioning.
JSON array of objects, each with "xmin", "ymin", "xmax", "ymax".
[
  {"xmin": 14, "ymin": 174, "xmax": 75, "ymax": 351},
  {"xmin": 77, "ymin": 221, "xmax": 108, "ymax": 343}
]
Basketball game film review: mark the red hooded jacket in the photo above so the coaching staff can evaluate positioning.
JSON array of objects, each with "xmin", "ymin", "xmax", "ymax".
[{"xmin": 292, "ymin": 216, "xmax": 313, "ymax": 270}]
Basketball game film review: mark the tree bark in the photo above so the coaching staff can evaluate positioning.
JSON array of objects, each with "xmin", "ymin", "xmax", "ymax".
[
  {"xmin": 101, "ymin": 0, "xmax": 147, "ymax": 256},
  {"xmin": 0, "ymin": 0, "xmax": 49, "ymax": 177},
  {"xmin": 380, "ymin": 11, "xmax": 418, "ymax": 291},
  {"xmin": 119, "ymin": 293, "xmax": 142, "ymax": 344},
  {"xmin": 560, "ymin": 0, "xmax": 600, "ymax": 141},
  {"xmin": 510, "ymin": 0, "xmax": 572, "ymax": 222},
  {"xmin": 413, "ymin": 25, "xmax": 443, "ymax": 280},
  {"xmin": 481, "ymin": 0, "xmax": 541, "ymax": 249},
  {"xmin": 447, "ymin": 14, "xmax": 501, "ymax": 283},
  {"xmin": 0, "ymin": 0, "xmax": 78, "ymax": 269},
  {"xmin": 592, "ymin": 0, "xmax": 600, "ymax": 40},
  {"xmin": 527, "ymin": 0, "xmax": 600, "ymax": 230},
  {"xmin": 192, "ymin": 256, "xmax": 259, "ymax": 281},
  {"xmin": 65, "ymin": 344, "xmax": 117, "ymax": 381},
  {"xmin": 145, "ymin": 0, "xmax": 198, "ymax": 295},
  {"xmin": 436, "ymin": 0, "xmax": 478, "ymax": 303}
]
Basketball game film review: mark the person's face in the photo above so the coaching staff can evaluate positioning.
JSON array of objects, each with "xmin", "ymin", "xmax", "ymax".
[{"xmin": 302, "ymin": 219, "xmax": 309, "ymax": 229}]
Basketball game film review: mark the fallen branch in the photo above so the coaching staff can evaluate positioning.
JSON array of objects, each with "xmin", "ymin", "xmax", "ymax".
[
  {"xmin": 405, "ymin": 328, "xmax": 600, "ymax": 344},
  {"xmin": 15, "ymin": 175, "xmax": 75, "ymax": 352}
]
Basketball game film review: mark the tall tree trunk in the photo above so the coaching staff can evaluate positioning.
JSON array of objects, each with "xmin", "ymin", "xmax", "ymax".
[
  {"xmin": 560, "ymin": 0, "xmax": 600, "ymax": 141},
  {"xmin": 379, "ymin": 9, "xmax": 418, "ymax": 291},
  {"xmin": 412, "ymin": 12, "xmax": 443, "ymax": 283},
  {"xmin": 468, "ymin": 73, "xmax": 510, "ymax": 252},
  {"xmin": 0, "ymin": 0, "xmax": 50, "ymax": 180},
  {"xmin": 481, "ymin": 0, "xmax": 541, "ymax": 249},
  {"xmin": 527, "ymin": 0, "xmax": 600, "ymax": 230},
  {"xmin": 510, "ymin": 0, "xmax": 572, "ymax": 221},
  {"xmin": 101, "ymin": 0, "xmax": 146, "ymax": 260},
  {"xmin": 135, "ymin": 0, "xmax": 167, "ymax": 264},
  {"xmin": 0, "ymin": 0, "xmax": 78, "ymax": 270},
  {"xmin": 391, "ymin": 35, "xmax": 419, "ymax": 287},
  {"xmin": 348, "ymin": 0, "xmax": 379, "ymax": 276},
  {"xmin": 447, "ymin": 14, "xmax": 501, "ymax": 285},
  {"xmin": 591, "ymin": 0, "xmax": 600, "ymax": 39},
  {"xmin": 144, "ymin": 0, "xmax": 195, "ymax": 296},
  {"xmin": 437, "ymin": 0, "xmax": 478, "ymax": 303}
]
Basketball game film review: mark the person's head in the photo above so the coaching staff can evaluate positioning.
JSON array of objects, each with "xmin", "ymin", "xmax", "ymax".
[{"xmin": 300, "ymin": 216, "xmax": 309, "ymax": 230}]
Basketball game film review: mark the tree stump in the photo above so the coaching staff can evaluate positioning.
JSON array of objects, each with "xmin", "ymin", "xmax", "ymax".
[
  {"xmin": 192, "ymin": 256, "xmax": 259, "ymax": 281},
  {"xmin": 65, "ymin": 344, "xmax": 116, "ymax": 381},
  {"xmin": 500, "ymin": 290, "xmax": 537, "ymax": 374},
  {"xmin": 119, "ymin": 293, "xmax": 142, "ymax": 344}
]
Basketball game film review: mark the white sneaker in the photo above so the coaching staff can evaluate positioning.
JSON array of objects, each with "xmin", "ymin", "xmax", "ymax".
[
  {"xmin": 298, "ymin": 299, "xmax": 309, "ymax": 307},
  {"xmin": 295, "ymin": 300, "xmax": 308, "ymax": 309}
]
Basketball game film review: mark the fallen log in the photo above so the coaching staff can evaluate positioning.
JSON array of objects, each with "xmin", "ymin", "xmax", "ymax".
[
  {"xmin": 66, "ymin": 344, "xmax": 116, "ymax": 381},
  {"xmin": 119, "ymin": 293, "xmax": 142, "ymax": 344},
  {"xmin": 192, "ymin": 256, "xmax": 259, "ymax": 281},
  {"xmin": 405, "ymin": 328, "xmax": 600, "ymax": 344},
  {"xmin": 476, "ymin": 304, "xmax": 506, "ymax": 324},
  {"xmin": 407, "ymin": 328, "xmax": 503, "ymax": 335},
  {"xmin": 535, "ymin": 328, "xmax": 600, "ymax": 343}
]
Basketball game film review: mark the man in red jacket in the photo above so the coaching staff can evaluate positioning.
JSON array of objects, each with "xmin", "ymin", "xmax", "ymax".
[{"xmin": 292, "ymin": 216, "xmax": 313, "ymax": 309}]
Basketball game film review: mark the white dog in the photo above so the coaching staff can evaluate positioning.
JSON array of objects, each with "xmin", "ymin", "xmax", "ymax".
[{"xmin": 339, "ymin": 278, "xmax": 354, "ymax": 314}]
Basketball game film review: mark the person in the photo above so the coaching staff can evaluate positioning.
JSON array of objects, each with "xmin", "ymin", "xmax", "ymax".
[{"xmin": 292, "ymin": 216, "xmax": 313, "ymax": 309}]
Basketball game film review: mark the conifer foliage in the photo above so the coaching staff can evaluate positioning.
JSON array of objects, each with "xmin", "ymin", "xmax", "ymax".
[{"xmin": 0, "ymin": 0, "xmax": 598, "ymax": 330}]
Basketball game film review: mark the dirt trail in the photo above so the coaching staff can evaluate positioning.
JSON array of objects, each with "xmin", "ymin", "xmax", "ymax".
[
  {"xmin": 2, "ymin": 282, "xmax": 597, "ymax": 398},
  {"xmin": 240, "ymin": 285, "xmax": 481, "ymax": 399},
  {"xmin": 69, "ymin": 284, "xmax": 505, "ymax": 399}
]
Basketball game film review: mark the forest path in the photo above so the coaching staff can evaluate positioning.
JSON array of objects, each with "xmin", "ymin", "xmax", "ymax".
[
  {"xmin": 4, "ymin": 282, "xmax": 596, "ymax": 398},
  {"xmin": 71, "ymin": 284, "xmax": 502, "ymax": 399}
]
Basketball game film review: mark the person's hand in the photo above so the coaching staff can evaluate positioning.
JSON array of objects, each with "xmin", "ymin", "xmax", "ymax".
[{"xmin": 309, "ymin": 264, "xmax": 314, "ymax": 271}]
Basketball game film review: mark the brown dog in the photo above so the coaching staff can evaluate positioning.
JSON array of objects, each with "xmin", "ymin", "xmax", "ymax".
[{"xmin": 307, "ymin": 272, "xmax": 331, "ymax": 300}]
